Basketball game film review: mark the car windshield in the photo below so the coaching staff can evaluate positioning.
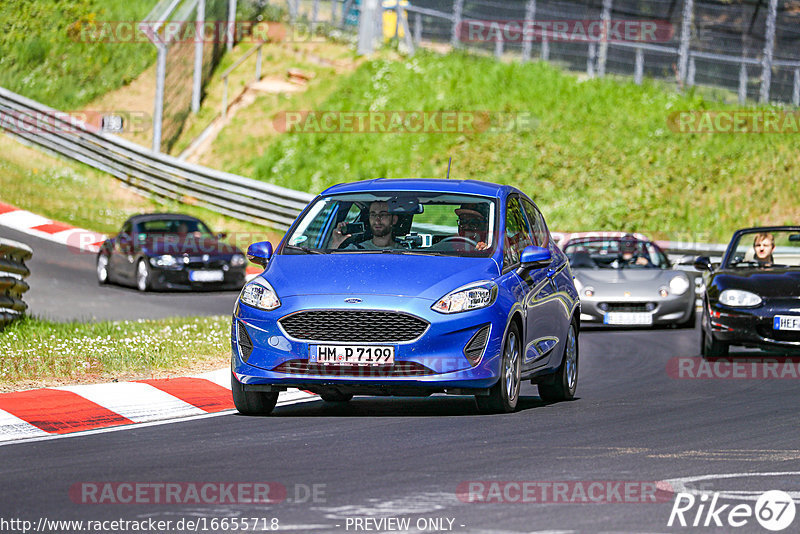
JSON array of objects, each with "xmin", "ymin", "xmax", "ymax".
[
  {"xmin": 283, "ymin": 192, "xmax": 497, "ymax": 257},
  {"xmin": 564, "ymin": 238, "xmax": 670, "ymax": 269},
  {"xmin": 136, "ymin": 218, "xmax": 213, "ymax": 237},
  {"xmin": 725, "ymin": 229, "xmax": 800, "ymax": 269}
]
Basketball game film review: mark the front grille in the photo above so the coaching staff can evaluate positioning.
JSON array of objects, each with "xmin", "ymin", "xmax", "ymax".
[
  {"xmin": 237, "ymin": 320, "xmax": 254, "ymax": 361},
  {"xmin": 464, "ymin": 325, "xmax": 491, "ymax": 364},
  {"xmin": 272, "ymin": 360, "xmax": 434, "ymax": 377},
  {"xmin": 602, "ymin": 302, "xmax": 655, "ymax": 313},
  {"xmin": 279, "ymin": 310, "xmax": 429, "ymax": 342}
]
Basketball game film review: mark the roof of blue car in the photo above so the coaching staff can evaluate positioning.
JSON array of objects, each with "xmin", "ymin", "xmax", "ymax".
[{"xmin": 320, "ymin": 178, "xmax": 512, "ymax": 197}]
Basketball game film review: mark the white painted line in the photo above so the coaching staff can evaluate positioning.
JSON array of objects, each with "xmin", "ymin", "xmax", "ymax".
[
  {"xmin": 0, "ymin": 389, "xmax": 319, "ymax": 447},
  {"xmin": 0, "ymin": 408, "xmax": 49, "ymax": 442},
  {"xmin": 0, "ymin": 210, "xmax": 51, "ymax": 229},
  {"xmin": 54, "ymin": 382, "xmax": 205, "ymax": 423},
  {"xmin": 194, "ymin": 368, "xmax": 232, "ymax": 389}
]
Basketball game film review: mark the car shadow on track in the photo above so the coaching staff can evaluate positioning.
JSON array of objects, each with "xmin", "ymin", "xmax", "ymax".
[{"xmin": 256, "ymin": 395, "xmax": 579, "ymax": 417}]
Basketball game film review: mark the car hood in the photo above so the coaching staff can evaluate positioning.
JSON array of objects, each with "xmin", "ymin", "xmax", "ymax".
[
  {"xmin": 575, "ymin": 268, "xmax": 681, "ymax": 287},
  {"xmin": 713, "ymin": 268, "xmax": 800, "ymax": 298},
  {"xmin": 262, "ymin": 253, "xmax": 501, "ymax": 300},
  {"xmin": 140, "ymin": 236, "xmax": 240, "ymax": 256}
]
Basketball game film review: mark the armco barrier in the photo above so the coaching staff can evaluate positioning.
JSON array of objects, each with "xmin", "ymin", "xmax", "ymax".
[
  {"xmin": 0, "ymin": 84, "xmax": 735, "ymax": 259},
  {"xmin": 0, "ymin": 87, "xmax": 314, "ymax": 230},
  {"xmin": 0, "ymin": 238, "xmax": 32, "ymax": 326}
]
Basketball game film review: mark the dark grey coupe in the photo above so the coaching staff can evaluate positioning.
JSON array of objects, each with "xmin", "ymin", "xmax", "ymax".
[{"xmin": 96, "ymin": 213, "xmax": 246, "ymax": 291}]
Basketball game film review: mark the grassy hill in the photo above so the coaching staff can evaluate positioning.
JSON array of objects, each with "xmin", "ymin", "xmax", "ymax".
[
  {"xmin": 0, "ymin": 0, "xmax": 156, "ymax": 110},
  {"xmin": 246, "ymin": 50, "xmax": 799, "ymax": 242}
]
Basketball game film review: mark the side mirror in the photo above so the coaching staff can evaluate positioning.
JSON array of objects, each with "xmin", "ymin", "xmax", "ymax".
[
  {"xmin": 693, "ymin": 256, "xmax": 712, "ymax": 271},
  {"xmin": 518, "ymin": 245, "xmax": 552, "ymax": 274},
  {"xmin": 247, "ymin": 241, "xmax": 273, "ymax": 266}
]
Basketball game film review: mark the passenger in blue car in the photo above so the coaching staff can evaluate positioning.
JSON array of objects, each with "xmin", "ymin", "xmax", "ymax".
[
  {"xmin": 331, "ymin": 201, "xmax": 400, "ymax": 250},
  {"xmin": 455, "ymin": 203, "xmax": 489, "ymax": 251}
]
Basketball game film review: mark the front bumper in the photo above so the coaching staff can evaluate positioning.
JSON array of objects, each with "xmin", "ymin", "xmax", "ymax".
[
  {"xmin": 705, "ymin": 299, "xmax": 800, "ymax": 351},
  {"xmin": 231, "ymin": 294, "xmax": 508, "ymax": 394},
  {"xmin": 578, "ymin": 292, "xmax": 695, "ymax": 326},
  {"xmin": 151, "ymin": 266, "xmax": 245, "ymax": 290}
]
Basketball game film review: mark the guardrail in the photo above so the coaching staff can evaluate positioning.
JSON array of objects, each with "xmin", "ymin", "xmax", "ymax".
[
  {"xmin": 0, "ymin": 86, "xmax": 315, "ymax": 230},
  {"xmin": 0, "ymin": 238, "xmax": 32, "ymax": 327}
]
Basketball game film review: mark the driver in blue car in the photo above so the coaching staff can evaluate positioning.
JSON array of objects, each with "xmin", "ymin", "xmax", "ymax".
[
  {"xmin": 331, "ymin": 201, "xmax": 400, "ymax": 250},
  {"xmin": 455, "ymin": 203, "xmax": 489, "ymax": 251}
]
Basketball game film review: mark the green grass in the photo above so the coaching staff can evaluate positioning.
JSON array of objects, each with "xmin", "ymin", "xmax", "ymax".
[
  {"xmin": 0, "ymin": 315, "xmax": 229, "ymax": 386},
  {"xmin": 0, "ymin": 0, "xmax": 156, "ymax": 110},
  {"xmin": 247, "ymin": 50, "xmax": 800, "ymax": 242},
  {"xmin": 0, "ymin": 134, "xmax": 285, "ymax": 245}
]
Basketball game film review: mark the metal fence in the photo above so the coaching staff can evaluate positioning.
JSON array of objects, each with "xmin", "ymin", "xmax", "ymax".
[
  {"xmin": 315, "ymin": 0, "xmax": 800, "ymax": 105},
  {"xmin": 0, "ymin": 86, "xmax": 314, "ymax": 230},
  {"xmin": 0, "ymin": 239, "xmax": 32, "ymax": 327}
]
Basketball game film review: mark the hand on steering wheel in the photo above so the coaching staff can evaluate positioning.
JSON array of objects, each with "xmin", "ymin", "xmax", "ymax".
[{"xmin": 438, "ymin": 236, "xmax": 479, "ymax": 247}]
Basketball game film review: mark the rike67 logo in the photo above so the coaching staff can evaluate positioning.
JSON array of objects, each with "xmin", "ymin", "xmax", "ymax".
[{"xmin": 668, "ymin": 490, "xmax": 796, "ymax": 531}]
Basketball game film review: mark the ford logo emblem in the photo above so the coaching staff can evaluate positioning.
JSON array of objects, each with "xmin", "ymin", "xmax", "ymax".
[{"xmin": 344, "ymin": 298, "xmax": 362, "ymax": 304}]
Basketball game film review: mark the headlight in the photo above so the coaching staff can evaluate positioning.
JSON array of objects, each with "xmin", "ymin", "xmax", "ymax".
[
  {"xmin": 669, "ymin": 275, "xmax": 691, "ymax": 295},
  {"xmin": 432, "ymin": 281, "xmax": 497, "ymax": 314},
  {"xmin": 239, "ymin": 280, "xmax": 281, "ymax": 311},
  {"xmin": 230, "ymin": 253, "xmax": 246, "ymax": 267},
  {"xmin": 573, "ymin": 278, "xmax": 583, "ymax": 293},
  {"xmin": 719, "ymin": 289, "xmax": 762, "ymax": 307},
  {"xmin": 150, "ymin": 254, "xmax": 177, "ymax": 268}
]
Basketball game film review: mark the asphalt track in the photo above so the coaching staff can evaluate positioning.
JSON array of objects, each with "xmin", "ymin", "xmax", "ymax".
[
  {"xmin": 0, "ymin": 224, "xmax": 239, "ymax": 321},
  {"xmin": 2, "ymin": 223, "xmax": 799, "ymax": 533}
]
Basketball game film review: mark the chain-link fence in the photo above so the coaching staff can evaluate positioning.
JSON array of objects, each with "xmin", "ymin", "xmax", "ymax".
[{"xmin": 294, "ymin": 0, "xmax": 800, "ymax": 106}]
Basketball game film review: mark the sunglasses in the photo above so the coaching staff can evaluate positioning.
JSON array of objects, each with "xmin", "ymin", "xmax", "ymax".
[{"xmin": 457, "ymin": 218, "xmax": 486, "ymax": 231}]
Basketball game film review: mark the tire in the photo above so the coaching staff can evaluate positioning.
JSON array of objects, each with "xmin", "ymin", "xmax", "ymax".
[
  {"xmin": 476, "ymin": 322, "xmax": 521, "ymax": 414},
  {"xmin": 136, "ymin": 258, "xmax": 151, "ymax": 292},
  {"xmin": 701, "ymin": 328, "xmax": 728, "ymax": 358},
  {"xmin": 538, "ymin": 321, "xmax": 579, "ymax": 402},
  {"xmin": 231, "ymin": 372, "xmax": 279, "ymax": 415},
  {"xmin": 96, "ymin": 253, "xmax": 110, "ymax": 285},
  {"xmin": 320, "ymin": 391, "xmax": 354, "ymax": 403}
]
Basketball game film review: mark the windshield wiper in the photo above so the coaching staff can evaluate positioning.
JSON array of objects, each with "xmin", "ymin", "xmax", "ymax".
[{"xmin": 284, "ymin": 244, "xmax": 326, "ymax": 255}]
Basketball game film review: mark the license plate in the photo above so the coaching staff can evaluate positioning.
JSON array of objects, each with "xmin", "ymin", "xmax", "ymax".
[
  {"xmin": 310, "ymin": 345, "xmax": 395, "ymax": 366},
  {"xmin": 604, "ymin": 312, "xmax": 653, "ymax": 325},
  {"xmin": 774, "ymin": 315, "xmax": 800, "ymax": 331},
  {"xmin": 189, "ymin": 270, "xmax": 224, "ymax": 282}
]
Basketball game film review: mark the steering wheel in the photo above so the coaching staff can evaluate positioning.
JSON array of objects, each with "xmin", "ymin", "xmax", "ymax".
[{"xmin": 437, "ymin": 236, "xmax": 478, "ymax": 249}]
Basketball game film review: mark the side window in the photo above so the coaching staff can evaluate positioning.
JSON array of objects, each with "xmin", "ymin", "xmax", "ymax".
[
  {"xmin": 121, "ymin": 221, "xmax": 132, "ymax": 236},
  {"xmin": 504, "ymin": 197, "xmax": 534, "ymax": 268},
  {"xmin": 521, "ymin": 199, "xmax": 548, "ymax": 247}
]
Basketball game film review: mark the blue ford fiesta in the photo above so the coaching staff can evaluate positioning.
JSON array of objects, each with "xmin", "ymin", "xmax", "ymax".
[{"xmin": 231, "ymin": 179, "xmax": 580, "ymax": 414}]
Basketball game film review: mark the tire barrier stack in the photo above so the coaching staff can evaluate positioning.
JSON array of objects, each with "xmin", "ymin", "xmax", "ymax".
[{"xmin": 0, "ymin": 238, "xmax": 32, "ymax": 327}]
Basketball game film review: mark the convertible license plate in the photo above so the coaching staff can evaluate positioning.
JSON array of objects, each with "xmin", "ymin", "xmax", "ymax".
[
  {"xmin": 310, "ymin": 345, "xmax": 394, "ymax": 366},
  {"xmin": 773, "ymin": 315, "xmax": 800, "ymax": 331},
  {"xmin": 604, "ymin": 312, "xmax": 653, "ymax": 325},
  {"xmin": 189, "ymin": 270, "xmax": 224, "ymax": 282}
]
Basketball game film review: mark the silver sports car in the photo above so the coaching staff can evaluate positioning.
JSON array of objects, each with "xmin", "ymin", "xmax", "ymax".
[{"xmin": 563, "ymin": 234, "xmax": 696, "ymax": 327}]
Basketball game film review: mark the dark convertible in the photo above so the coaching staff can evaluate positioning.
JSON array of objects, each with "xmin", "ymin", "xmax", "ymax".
[
  {"xmin": 96, "ymin": 214, "xmax": 247, "ymax": 291},
  {"xmin": 695, "ymin": 226, "xmax": 800, "ymax": 357}
]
